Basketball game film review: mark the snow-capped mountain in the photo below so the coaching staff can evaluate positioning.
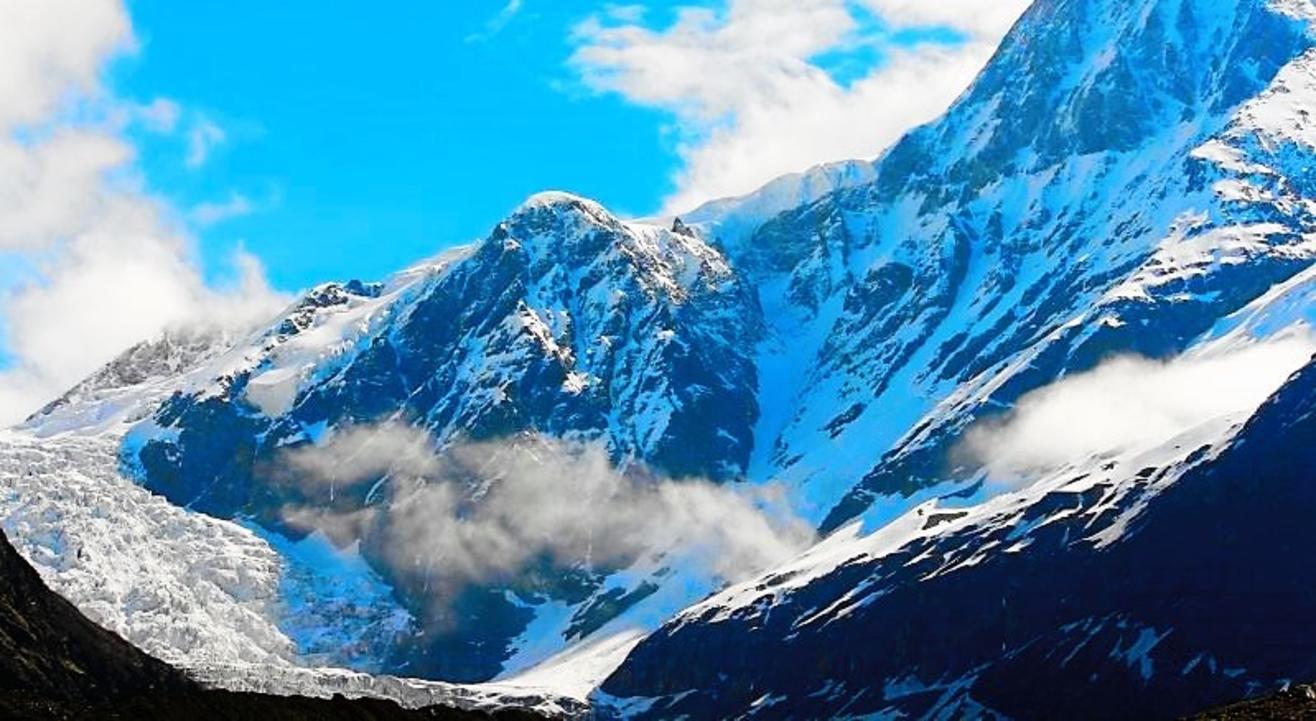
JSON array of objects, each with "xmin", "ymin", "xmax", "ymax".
[
  {"xmin": 739, "ymin": 0, "xmax": 1316, "ymax": 530},
  {"xmin": 597, "ymin": 293, "xmax": 1316, "ymax": 719},
  {"xmin": 8, "ymin": 0, "xmax": 1316, "ymax": 716},
  {"xmin": 592, "ymin": 0, "xmax": 1316, "ymax": 716}
]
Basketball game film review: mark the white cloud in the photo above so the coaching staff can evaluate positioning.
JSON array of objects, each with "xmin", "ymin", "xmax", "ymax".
[
  {"xmin": 185, "ymin": 115, "xmax": 226, "ymax": 169},
  {"xmin": 277, "ymin": 422, "xmax": 444, "ymax": 490},
  {"xmin": 857, "ymin": 0, "xmax": 1030, "ymax": 38},
  {"xmin": 956, "ymin": 335, "xmax": 1316, "ymax": 481},
  {"xmin": 190, "ymin": 192, "xmax": 254, "ymax": 227},
  {"xmin": 2, "ymin": 242, "xmax": 279, "ymax": 404},
  {"xmin": 569, "ymin": 0, "xmax": 1030, "ymax": 213},
  {"xmin": 0, "ymin": 0, "xmax": 285, "ymax": 426},
  {"xmin": 0, "ymin": 129, "xmax": 136, "ymax": 252},
  {"xmin": 0, "ymin": 0, "xmax": 132, "ymax": 128},
  {"xmin": 278, "ymin": 425, "xmax": 816, "ymax": 610}
]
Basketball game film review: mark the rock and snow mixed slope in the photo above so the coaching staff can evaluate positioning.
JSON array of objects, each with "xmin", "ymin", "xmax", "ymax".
[
  {"xmin": 0, "ymin": 517, "xmax": 544, "ymax": 720},
  {"xmin": 8, "ymin": 0, "xmax": 1316, "ymax": 716},
  {"xmin": 98, "ymin": 194, "xmax": 768, "ymax": 683},
  {"xmin": 723, "ymin": 0, "xmax": 1316, "ymax": 530},
  {"xmin": 595, "ymin": 0, "xmax": 1316, "ymax": 714},
  {"xmin": 0, "ymin": 429, "xmax": 587, "ymax": 716},
  {"xmin": 597, "ymin": 335, "xmax": 1316, "ymax": 718},
  {"xmin": 8, "ymin": 197, "xmax": 767, "ymax": 694},
  {"xmin": 602, "ymin": 346, "xmax": 1316, "ymax": 718}
]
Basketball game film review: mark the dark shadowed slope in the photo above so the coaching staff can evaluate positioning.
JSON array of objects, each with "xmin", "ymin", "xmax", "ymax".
[{"xmin": 597, "ymin": 353, "xmax": 1316, "ymax": 719}]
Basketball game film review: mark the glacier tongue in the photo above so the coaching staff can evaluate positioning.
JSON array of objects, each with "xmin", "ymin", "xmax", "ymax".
[
  {"xmin": 0, "ymin": 431, "xmax": 294, "ymax": 667},
  {"xmin": 0, "ymin": 426, "xmax": 591, "ymax": 716}
]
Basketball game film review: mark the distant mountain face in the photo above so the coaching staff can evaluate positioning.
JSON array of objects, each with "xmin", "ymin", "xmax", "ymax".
[
  {"xmin": 131, "ymin": 192, "xmax": 760, "ymax": 519},
  {"xmin": 13, "ymin": 0, "xmax": 1316, "ymax": 712}
]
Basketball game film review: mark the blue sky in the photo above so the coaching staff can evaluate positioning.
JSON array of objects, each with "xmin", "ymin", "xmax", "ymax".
[
  {"xmin": 115, "ymin": 1, "xmax": 683, "ymax": 290},
  {"xmin": 108, "ymin": 0, "xmax": 1000, "ymax": 292}
]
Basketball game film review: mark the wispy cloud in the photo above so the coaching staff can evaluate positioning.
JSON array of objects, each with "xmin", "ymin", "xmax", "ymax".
[
  {"xmin": 569, "ymin": 0, "xmax": 1030, "ymax": 214},
  {"xmin": 185, "ymin": 114, "xmax": 226, "ymax": 168},
  {"xmin": 131, "ymin": 97, "xmax": 181, "ymax": 133},
  {"xmin": 275, "ymin": 424, "xmax": 816, "ymax": 614},
  {"xmin": 466, "ymin": 0, "xmax": 525, "ymax": 43},
  {"xmin": 189, "ymin": 192, "xmax": 254, "ymax": 227}
]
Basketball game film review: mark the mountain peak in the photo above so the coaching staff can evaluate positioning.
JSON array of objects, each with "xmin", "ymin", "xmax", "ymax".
[
  {"xmin": 513, "ymin": 190, "xmax": 609, "ymax": 218},
  {"xmin": 494, "ymin": 190, "xmax": 625, "ymax": 249}
]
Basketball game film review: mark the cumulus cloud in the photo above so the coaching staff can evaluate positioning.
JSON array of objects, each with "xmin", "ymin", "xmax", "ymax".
[
  {"xmin": 0, "ymin": 0, "xmax": 285, "ymax": 426},
  {"xmin": 277, "ymin": 424, "xmax": 816, "ymax": 610},
  {"xmin": 957, "ymin": 335, "xmax": 1316, "ymax": 481},
  {"xmin": 0, "ymin": 0, "xmax": 132, "ymax": 128},
  {"xmin": 569, "ymin": 0, "xmax": 1030, "ymax": 213}
]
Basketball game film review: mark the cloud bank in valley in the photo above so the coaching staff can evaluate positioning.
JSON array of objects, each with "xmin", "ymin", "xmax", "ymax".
[
  {"xmin": 957, "ymin": 335, "xmax": 1316, "ymax": 480},
  {"xmin": 276, "ymin": 423, "xmax": 816, "ymax": 610}
]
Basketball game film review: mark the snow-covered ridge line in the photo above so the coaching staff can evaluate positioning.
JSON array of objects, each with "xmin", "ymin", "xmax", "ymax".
[{"xmin": 671, "ymin": 407, "xmax": 1249, "ymax": 631}]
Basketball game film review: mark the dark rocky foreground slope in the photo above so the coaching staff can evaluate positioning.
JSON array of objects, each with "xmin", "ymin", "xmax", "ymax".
[
  {"xmin": 1189, "ymin": 683, "xmax": 1316, "ymax": 720},
  {"xmin": 0, "ymin": 527, "xmax": 536, "ymax": 720}
]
